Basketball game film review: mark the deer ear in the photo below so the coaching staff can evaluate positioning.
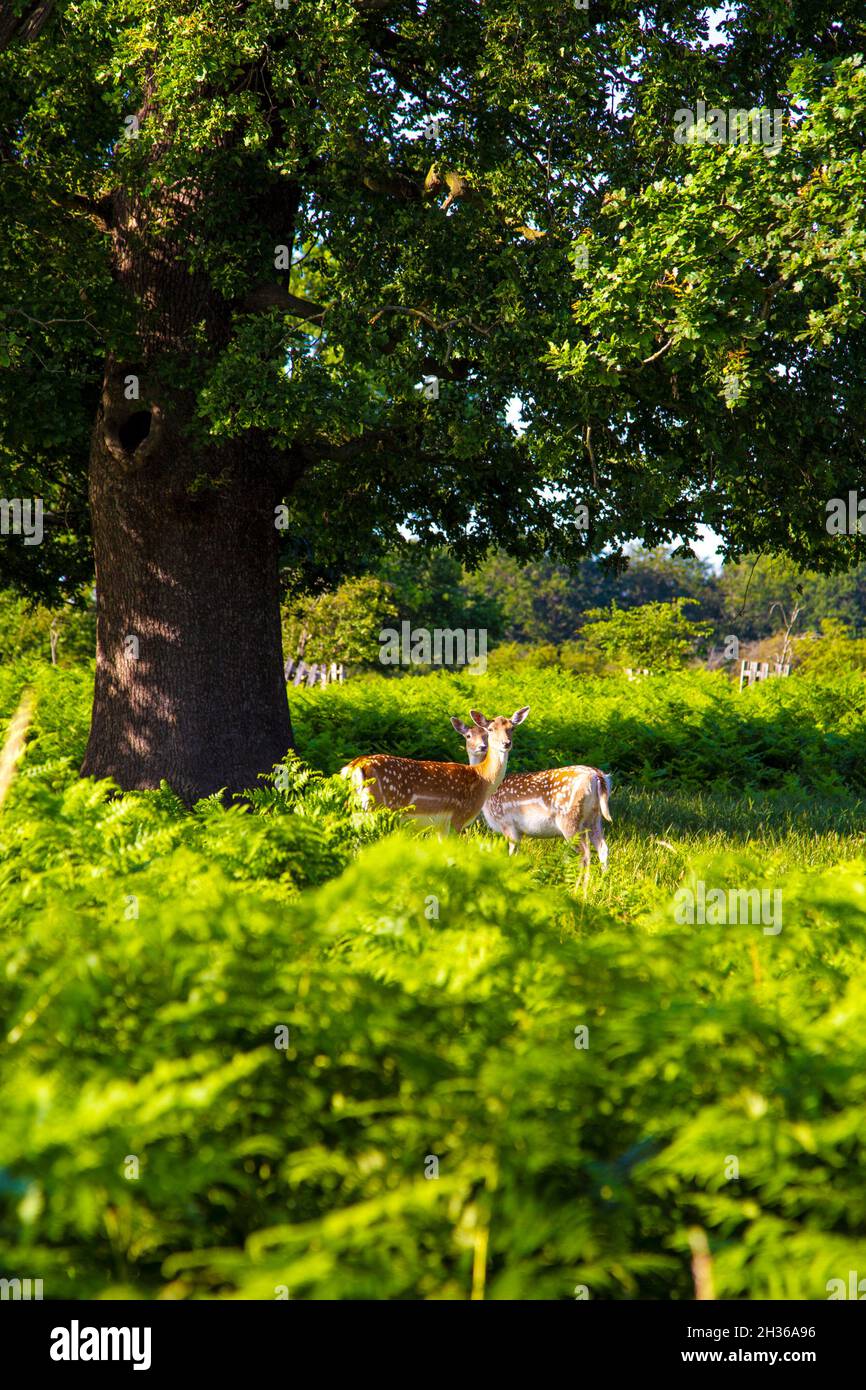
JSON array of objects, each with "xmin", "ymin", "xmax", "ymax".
[
  {"xmin": 469, "ymin": 709, "xmax": 489, "ymax": 729},
  {"xmin": 511, "ymin": 706, "xmax": 530, "ymax": 725},
  {"xmin": 450, "ymin": 716, "xmax": 471, "ymax": 736}
]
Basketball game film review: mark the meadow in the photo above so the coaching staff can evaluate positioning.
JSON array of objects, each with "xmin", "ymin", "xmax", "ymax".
[{"xmin": 1, "ymin": 655, "xmax": 865, "ymax": 1299}]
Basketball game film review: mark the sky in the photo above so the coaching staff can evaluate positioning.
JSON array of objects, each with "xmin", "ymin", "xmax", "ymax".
[
  {"xmin": 690, "ymin": 527, "xmax": 725, "ymax": 570},
  {"xmin": 693, "ymin": 7, "xmax": 736, "ymax": 567}
]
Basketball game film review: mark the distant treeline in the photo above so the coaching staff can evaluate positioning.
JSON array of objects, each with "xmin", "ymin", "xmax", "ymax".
[
  {"xmin": 365, "ymin": 545, "xmax": 866, "ymax": 648},
  {"xmin": 6, "ymin": 545, "xmax": 866, "ymax": 672}
]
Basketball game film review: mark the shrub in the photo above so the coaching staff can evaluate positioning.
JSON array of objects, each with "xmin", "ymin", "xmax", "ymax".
[
  {"xmin": 281, "ymin": 576, "xmax": 397, "ymax": 668},
  {"xmin": 289, "ymin": 664, "xmax": 866, "ymax": 794},
  {"xmin": 0, "ymin": 588, "xmax": 95, "ymax": 668},
  {"xmin": 794, "ymin": 618, "xmax": 866, "ymax": 677},
  {"xmin": 579, "ymin": 598, "xmax": 714, "ymax": 671}
]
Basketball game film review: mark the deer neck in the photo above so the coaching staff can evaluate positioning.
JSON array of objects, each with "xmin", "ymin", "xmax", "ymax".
[{"xmin": 475, "ymin": 744, "xmax": 510, "ymax": 793}]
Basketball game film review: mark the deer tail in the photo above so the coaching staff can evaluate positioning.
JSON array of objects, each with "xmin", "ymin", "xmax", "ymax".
[{"xmin": 594, "ymin": 769, "xmax": 612, "ymax": 822}]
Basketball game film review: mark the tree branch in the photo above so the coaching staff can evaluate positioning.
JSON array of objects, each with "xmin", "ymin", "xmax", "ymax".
[
  {"xmin": 759, "ymin": 277, "xmax": 787, "ymax": 321},
  {"xmin": 584, "ymin": 424, "xmax": 598, "ymax": 487},
  {"xmin": 421, "ymin": 355, "xmax": 478, "ymax": 381},
  {"xmin": 370, "ymin": 304, "xmax": 491, "ymax": 336},
  {"xmin": 295, "ymin": 427, "xmax": 402, "ymax": 465},
  {"xmin": 47, "ymin": 191, "xmax": 112, "ymax": 232},
  {"xmin": 370, "ymin": 305, "xmax": 450, "ymax": 332},
  {"xmin": 240, "ymin": 285, "xmax": 327, "ymax": 322},
  {"xmin": 641, "ymin": 336, "xmax": 674, "ymax": 366},
  {"xmin": 359, "ymin": 166, "xmax": 424, "ymax": 202}
]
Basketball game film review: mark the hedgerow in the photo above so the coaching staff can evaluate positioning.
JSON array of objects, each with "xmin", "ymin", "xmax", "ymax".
[{"xmin": 4, "ymin": 658, "xmax": 865, "ymax": 794}]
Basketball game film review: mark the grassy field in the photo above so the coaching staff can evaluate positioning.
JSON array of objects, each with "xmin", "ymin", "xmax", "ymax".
[
  {"xmin": 0, "ymin": 657, "xmax": 864, "ymax": 1299},
  {"xmin": 510, "ymin": 784, "xmax": 866, "ymax": 906}
]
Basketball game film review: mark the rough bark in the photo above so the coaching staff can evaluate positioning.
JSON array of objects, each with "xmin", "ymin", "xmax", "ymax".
[
  {"xmin": 79, "ymin": 180, "xmax": 295, "ymax": 803},
  {"xmin": 80, "ymin": 395, "xmax": 293, "ymax": 803}
]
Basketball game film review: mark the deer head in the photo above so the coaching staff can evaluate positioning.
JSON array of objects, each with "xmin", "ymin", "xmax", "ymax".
[
  {"xmin": 450, "ymin": 714, "xmax": 487, "ymax": 764},
  {"xmin": 451, "ymin": 707, "xmax": 529, "ymax": 767}
]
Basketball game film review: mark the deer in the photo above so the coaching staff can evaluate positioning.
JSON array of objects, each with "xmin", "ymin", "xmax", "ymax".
[
  {"xmin": 341, "ymin": 707, "xmax": 530, "ymax": 834},
  {"xmin": 451, "ymin": 714, "xmax": 612, "ymax": 870}
]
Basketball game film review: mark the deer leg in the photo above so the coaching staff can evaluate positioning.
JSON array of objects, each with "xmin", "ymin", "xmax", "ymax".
[
  {"xmin": 590, "ymin": 821, "xmax": 609, "ymax": 872},
  {"xmin": 568, "ymin": 829, "xmax": 591, "ymax": 888},
  {"xmin": 555, "ymin": 814, "xmax": 584, "ymax": 856},
  {"xmin": 580, "ymin": 833, "xmax": 591, "ymax": 870}
]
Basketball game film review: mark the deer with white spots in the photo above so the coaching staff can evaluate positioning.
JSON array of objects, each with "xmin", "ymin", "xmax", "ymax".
[
  {"xmin": 451, "ymin": 714, "xmax": 612, "ymax": 870},
  {"xmin": 341, "ymin": 707, "xmax": 530, "ymax": 834}
]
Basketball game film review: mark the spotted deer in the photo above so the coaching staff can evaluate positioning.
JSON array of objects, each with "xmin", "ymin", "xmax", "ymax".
[
  {"xmin": 451, "ymin": 714, "xmax": 612, "ymax": 869},
  {"xmin": 342, "ymin": 707, "xmax": 530, "ymax": 834}
]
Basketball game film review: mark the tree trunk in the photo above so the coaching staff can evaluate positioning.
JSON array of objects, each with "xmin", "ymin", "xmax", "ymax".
[
  {"xmin": 80, "ymin": 386, "xmax": 293, "ymax": 803},
  {"xmin": 76, "ymin": 163, "xmax": 300, "ymax": 804}
]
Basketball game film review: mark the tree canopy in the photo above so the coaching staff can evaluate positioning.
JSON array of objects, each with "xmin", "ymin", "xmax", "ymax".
[
  {"xmin": 3, "ymin": 0, "xmax": 864, "ymax": 604},
  {"xmin": 548, "ymin": 37, "xmax": 866, "ymax": 567}
]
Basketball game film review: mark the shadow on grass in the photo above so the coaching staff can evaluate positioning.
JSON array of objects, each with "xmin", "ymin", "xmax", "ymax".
[{"xmin": 610, "ymin": 786, "xmax": 866, "ymax": 839}]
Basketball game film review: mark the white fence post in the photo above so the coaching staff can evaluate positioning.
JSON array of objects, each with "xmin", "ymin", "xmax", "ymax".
[
  {"xmin": 740, "ymin": 659, "xmax": 789, "ymax": 689},
  {"xmin": 286, "ymin": 658, "xmax": 349, "ymax": 687}
]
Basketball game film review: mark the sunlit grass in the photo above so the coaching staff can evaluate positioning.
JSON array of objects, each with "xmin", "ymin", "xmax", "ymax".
[{"xmin": 460, "ymin": 786, "xmax": 866, "ymax": 922}]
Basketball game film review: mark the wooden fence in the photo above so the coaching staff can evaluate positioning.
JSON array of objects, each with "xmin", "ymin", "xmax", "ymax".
[
  {"xmin": 284, "ymin": 659, "xmax": 345, "ymax": 687},
  {"xmin": 739, "ymin": 659, "xmax": 790, "ymax": 690}
]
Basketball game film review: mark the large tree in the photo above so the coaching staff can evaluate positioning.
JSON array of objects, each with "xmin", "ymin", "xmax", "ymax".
[{"xmin": 1, "ymin": 0, "xmax": 863, "ymax": 799}]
